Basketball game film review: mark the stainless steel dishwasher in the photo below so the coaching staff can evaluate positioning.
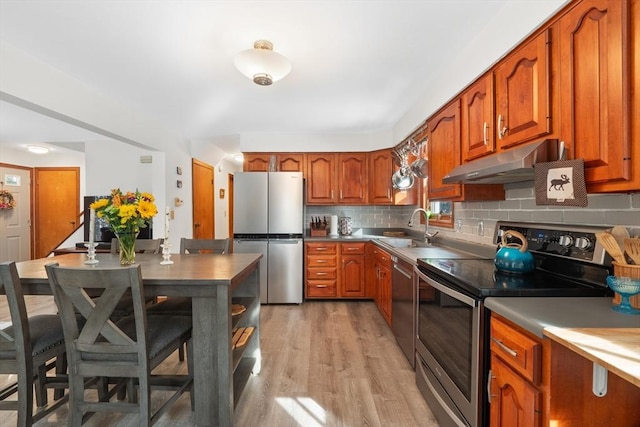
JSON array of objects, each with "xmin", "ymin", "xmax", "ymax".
[{"xmin": 391, "ymin": 255, "xmax": 415, "ymax": 368}]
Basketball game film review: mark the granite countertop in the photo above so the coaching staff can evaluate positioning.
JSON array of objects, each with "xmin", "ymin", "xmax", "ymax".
[
  {"xmin": 485, "ymin": 297, "xmax": 640, "ymax": 387},
  {"xmin": 304, "ymin": 232, "xmax": 495, "ymax": 265}
]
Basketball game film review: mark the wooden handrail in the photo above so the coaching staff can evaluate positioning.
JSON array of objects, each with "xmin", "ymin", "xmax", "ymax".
[{"xmin": 46, "ymin": 210, "xmax": 85, "ymax": 257}]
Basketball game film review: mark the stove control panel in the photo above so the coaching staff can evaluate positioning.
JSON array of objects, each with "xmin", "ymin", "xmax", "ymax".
[{"xmin": 495, "ymin": 222, "xmax": 610, "ymax": 265}]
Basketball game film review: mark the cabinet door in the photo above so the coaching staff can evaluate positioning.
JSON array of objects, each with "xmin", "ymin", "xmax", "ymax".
[
  {"xmin": 369, "ymin": 149, "xmax": 393, "ymax": 204},
  {"xmin": 338, "ymin": 153, "xmax": 368, "ymax": 204},
  {"xmin": 368, "ymin": 149, "xmax": 419, "ymax": 205},
  {"xmin": 490, "ymin": 354, "xmax": 542, "ymax": 427},
  {"xmin": 495, "ymin": 29, "xmax": 551, "ymax": 150},
  {"xmin": 379, "ymin": 265, "xmax": 392, "ymax": 326},
  {"xmin": 558, "ymin": 0, "xmax": 631, "ymax": 190},
  {"xmin": 341, "ymin": 254, "xmax": 366, "ymax": 297},
  {"xmin": 278, "ymin": 153, "xmax": 305, "ymax": 173},
  {"xmin": 428, "ymin": 100, "xmax": 462, "ymax": 200},
  {"xmin": 462, "ymin": 73, "xmax": 495, "ymax": 160},
  {"xmin": 243, "ymin": 153, "xmax": 270, "ymax": 171},
  {"xmin": 306, "ymin": 154, "xmax": 337, "ymax": 204}
]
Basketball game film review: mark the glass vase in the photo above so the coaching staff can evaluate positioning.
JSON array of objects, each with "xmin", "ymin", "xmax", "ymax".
[{"xmin": 116, "ymin": 231, "xmax": 138, "ymax": 265}]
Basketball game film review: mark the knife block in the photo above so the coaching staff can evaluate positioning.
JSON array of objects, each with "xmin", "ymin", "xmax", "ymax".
[{"xmin": 310, "ymin": 221, "xmax": 328, "ymax": 237}]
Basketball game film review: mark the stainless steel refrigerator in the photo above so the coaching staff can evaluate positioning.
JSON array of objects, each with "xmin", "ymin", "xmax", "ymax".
[{"xmin": 233, "ymin": 172, "xmax": 304, "ymax": 304}]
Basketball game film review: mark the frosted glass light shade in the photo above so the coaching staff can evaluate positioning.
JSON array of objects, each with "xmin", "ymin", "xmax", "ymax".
[
  {"xmin": 27, "ymin": 145, "xmax": 50, "ymax": 154},
  {"xmin": 234, "ymin": 40, "xmax": 291, "ymax": 85}
]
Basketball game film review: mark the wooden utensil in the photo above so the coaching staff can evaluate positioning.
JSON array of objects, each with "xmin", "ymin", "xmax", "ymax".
[
  {"xmin": 611, "ymin": 226, "xmax": 630, "ymax": 254},
  {"xmin": 595, "ymin": 232, "xmax": 627, "ymax": 264},
  {"xmin": 623, "ymin": 238, "xmax": 640, "ymax": 264}
]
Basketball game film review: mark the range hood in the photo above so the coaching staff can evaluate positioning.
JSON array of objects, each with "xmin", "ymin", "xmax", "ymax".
[{"xmin": 443, "ymin": 138, "xmax": 559, "ymax": 184}]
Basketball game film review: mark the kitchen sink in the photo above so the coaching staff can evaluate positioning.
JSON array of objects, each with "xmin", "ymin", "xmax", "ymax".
[{"xmin": 377, "ymin": 237, "xmax": 429, "ymax": 248}]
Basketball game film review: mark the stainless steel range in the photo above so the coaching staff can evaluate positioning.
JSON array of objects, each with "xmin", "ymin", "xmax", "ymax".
[{"xmin": 414, "ymin": 221, "xmax": 613, "ymax": 427}]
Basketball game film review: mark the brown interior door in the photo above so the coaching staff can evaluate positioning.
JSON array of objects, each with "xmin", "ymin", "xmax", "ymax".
[
  {"xmin": 34, "ymin": 167, "xmax": 80, "ymax": 258},
  {"xmin": 192, "ymin": 159, "xmax": 214, "ymax": 239}
]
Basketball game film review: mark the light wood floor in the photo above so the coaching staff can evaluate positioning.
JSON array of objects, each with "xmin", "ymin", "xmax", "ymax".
[{"xmin": 1, "ymin": 296, "xmax": 439, "ymax": 426}]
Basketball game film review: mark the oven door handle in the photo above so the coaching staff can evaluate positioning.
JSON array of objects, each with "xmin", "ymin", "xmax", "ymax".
[{"xmin": 415, "ymin": 267, "xmax": 478, "ymax": 307}]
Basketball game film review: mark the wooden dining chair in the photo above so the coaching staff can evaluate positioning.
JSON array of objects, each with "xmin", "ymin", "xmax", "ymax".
[
  {"xmin": 45, "ymin": 263, "xmax": 193, "ymax": 426},
  {"xmin": 147, "ymin": 238, "xmax": 231, "ymax": 361},
  {"xmin": 110, "ymin": 238, "xmax": 162, "ymax": 255},
  {"xmin": 179, "ymin": 237, "xmax": 230, "ymax": 254},
  {"xmin": 0, "ymin": 261, "xmax": 69, "ymax": 426}
]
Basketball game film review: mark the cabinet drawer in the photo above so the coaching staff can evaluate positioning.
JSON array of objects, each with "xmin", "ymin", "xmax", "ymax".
[
  {"xmin": 375, "ymin": 249, "xmax": 392, "ymax": 268},
  {"xmin": 307, "ymin": 255, "xmax": 337, "ymax": 267},
  {"xmin": 307, "ymin": 281, "xmax": 337, "ymax": 297},
  {"xmin": 491, "ymin": 316, "xmax": 542, "ymax": 385},
  {"xmin": 306, "ymin": 268, "xmax": 337, "ymax": 280},
  {"xmin": 306, "ymin": 242, "xmax": 337, "ymax": 254},
  {"xmin": 341, "ymin": 242, "xmax": 365, "ymax": 254}
]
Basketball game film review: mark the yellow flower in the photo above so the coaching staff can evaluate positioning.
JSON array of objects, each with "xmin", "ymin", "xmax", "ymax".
[
  {"xmin": 89, "ymin": 198, "xmax": 109, "ymax": 210},
  {"xmin": 91, "ymin": 188, "xmax": 157, "ymax": 234},
  {"xmin": 137, "ymin": 200, "xmax": 158, "ymax": 219},
  {"xmin": 140, "ymin": 192, "xmax": 155, "ymax": 203}
]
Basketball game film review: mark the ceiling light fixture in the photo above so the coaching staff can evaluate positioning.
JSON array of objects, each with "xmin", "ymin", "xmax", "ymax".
[
  {"xmin": 234, "ymin": 40, "xmax": 291, "ymax": 86},
  {"xmin": 27, "ymin": 145, "xmax": 50, "ymax": 154}
]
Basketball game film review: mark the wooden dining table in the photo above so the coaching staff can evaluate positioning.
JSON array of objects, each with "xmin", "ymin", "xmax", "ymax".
[{"xmin": 13, "ymin": 252, "xmax": 263, "ymax": 427}]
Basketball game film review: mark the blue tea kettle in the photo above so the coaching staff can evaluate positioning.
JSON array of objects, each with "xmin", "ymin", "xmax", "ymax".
[{"xmin": 494, "ymin": 230, "xmax": 535, "ymax": 274}]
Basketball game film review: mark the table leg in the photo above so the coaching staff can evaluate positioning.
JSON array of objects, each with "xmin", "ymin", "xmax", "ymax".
[{"xmin": 192, "ymin": 290, "xmax": 232, "ymax": 427}]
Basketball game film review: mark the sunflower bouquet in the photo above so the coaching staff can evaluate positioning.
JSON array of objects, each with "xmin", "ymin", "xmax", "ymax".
[{"xmin": 90, "ymin": 188, "xmax": 158, "ymax": 264}]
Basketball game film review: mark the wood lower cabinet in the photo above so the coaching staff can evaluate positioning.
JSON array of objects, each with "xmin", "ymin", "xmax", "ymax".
[
  {"xmin": 489, "ymin": 315, "xmax": 542, "ymax": 427},
  {"xmin": 305, "ymin": 241, "xmax": 368, "ymax": 299},
  {"xmin": 305, "ymin": 242, "xmax": 338, "ymax": 298},
  {"xmin": 558, "ymin": 0, "xmax": 635, "ymax": 192},
  {"xmin": 490, "ymin": 354, "xmax": 542, "ymax": 427},
  {"xmin": 490, "ymin": 312, "xmax": 640, "ymax": 427},
  {"xmin": 339, "ymin": 242, "xmax": 366, "ymax": 297},
  {"xmin": 494, "ymin": 28, "xmax": 552, "ymax": 150},
  {"xmin": 373, "ymin": 246, "xmax": 392, "ymax": 326}
]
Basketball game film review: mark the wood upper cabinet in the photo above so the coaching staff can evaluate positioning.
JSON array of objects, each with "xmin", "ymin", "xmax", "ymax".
[
  {"xmin": 558, "ymin": 0, "xmax": 635, "ymax": 192},
  {"xmin": 306, "ymin": 153, "xmax": 337, "ymax": 204},
  {"xmin": 243, "ymin": 153, "xmax": 305, "ymax": 173},
  {"xmin": 494, "ymin": 28, "xmax": 552, "ymax": 150},
  {"xmin": 368, "ymin": 149, "xmax": 418, "ymax": 205},
  {"xmin": 428, "ymin": 100, "xmax": 463, "ymax": 200},
  {"xmin": 243, "ymin": 153, "xmax": 270, "ymax": 171},
  {"xmin": 278, "ymin": 153, "xmax": 305, "ymax": 172},
  {"xmin": 462, "ymin": 73, "xmax": 496, "ymax": 161},
  {"xmin": 338, "ymin": 153, "xmax": 368, "ymax": 204}
]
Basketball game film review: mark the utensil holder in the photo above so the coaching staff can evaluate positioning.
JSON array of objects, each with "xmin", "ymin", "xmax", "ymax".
[{"xmin": 612, "ymin": 262, "xmax": 640, "ymax": 309}]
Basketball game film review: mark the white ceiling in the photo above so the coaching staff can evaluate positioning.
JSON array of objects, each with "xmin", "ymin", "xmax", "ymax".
[{"xmin": 0, "ymin": 0, "xmax": 566, "ymax": 154}]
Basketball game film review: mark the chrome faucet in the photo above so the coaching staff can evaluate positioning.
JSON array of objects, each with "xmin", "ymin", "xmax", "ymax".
[{"xmin": 408, "ymin": 208, "xmax": 439, "ymax": 245}]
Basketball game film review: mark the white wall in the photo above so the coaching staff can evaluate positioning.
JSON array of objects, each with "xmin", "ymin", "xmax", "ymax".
[
  {"xmin": 392, "ymin": 0, "xmax": 569, "ymax": 142},
  {"xmin": 238, "ymin": 130, "xmax": 393, "ymax": 152}
]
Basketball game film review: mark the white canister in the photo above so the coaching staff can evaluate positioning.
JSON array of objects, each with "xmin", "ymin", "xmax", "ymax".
[{"xmin": 339, "ymin": 217, "xmax": 353, "ymax": 235}]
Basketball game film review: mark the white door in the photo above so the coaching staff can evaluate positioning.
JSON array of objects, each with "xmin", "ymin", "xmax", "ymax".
[{"xmin": 0, "ymin": 166, "xmax": 31, "ymax": 262}]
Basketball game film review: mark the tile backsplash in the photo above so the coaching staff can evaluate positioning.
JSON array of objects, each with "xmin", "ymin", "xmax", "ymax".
[{"xmin": 306, "ymin": 183, "xmax": 639, "ymax": 247}]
